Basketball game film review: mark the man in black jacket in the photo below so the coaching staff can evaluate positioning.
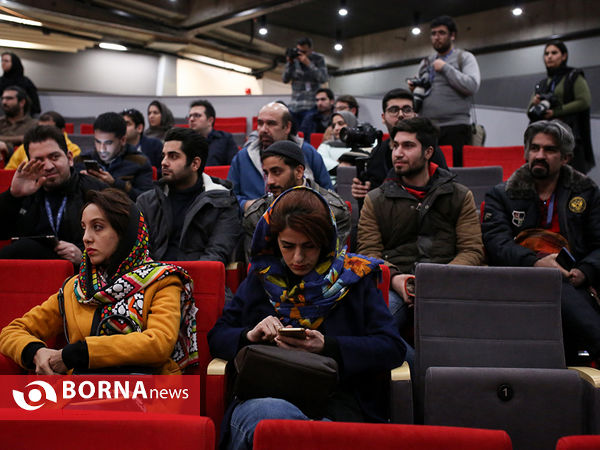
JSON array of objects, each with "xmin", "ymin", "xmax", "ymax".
[
  {"xmin": 136, "ymin": 127, "xmax": 241, "ymax": 263},
  {"xmin": 482, "ymin": 120, "xmax": 600, "ymax": 363},
  {"xmin": 0, "ymin": 125, "xmax": 106, "ymax": 263}
]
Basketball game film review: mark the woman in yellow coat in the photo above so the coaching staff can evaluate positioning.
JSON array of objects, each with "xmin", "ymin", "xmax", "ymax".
[{"xmin": 0, "ymin": 188, "xmax": 198, "ymax": 374}]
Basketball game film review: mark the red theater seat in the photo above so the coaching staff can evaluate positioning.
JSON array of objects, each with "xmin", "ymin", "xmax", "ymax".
[
  {"xmin": 65, "ymin": 123, "xmax": 75, "ymax": 134},
  {"xmin": 214, "ymin": 117, "xmax": 247, "ymax": 134},
  {"xmin": 204, "ymin": 165, "xmax": 230, "ymax": 180},
  {"xmin": 440, "ymin": 145, "xmax": 453, "ymax": 167},
  {"xmin": 462, "ymin": 145, "xmax": 524, "ymax": 181},
  {"xmin": 310, "ymin": 133, "xmax": 324, "ymax": 149},
  {"xmin": 80, "ymin": 123, "xmax": 94, "ymax": 134},
  {"xmin": 0, "ymin": 169, "xmax": 15, "ymax": 192},
  {"xmin": 253, "ymin": 420, "xmax": 513, "ymax": 450},
  {"xmin": 0, "ymin": 409, "xmax": 215, "ymax": 450},
  {"xmin": 556, "ymin": 435, "xmax": 600, "ymax": 449}
]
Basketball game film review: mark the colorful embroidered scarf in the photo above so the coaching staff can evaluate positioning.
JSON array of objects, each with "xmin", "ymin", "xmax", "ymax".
[
  {"xmin": 73, "ymin": 207, "xmax": 198, "ymax": 370},
  {"xmin": 250, "ymin": 186, "xmax": 382, "ymax": 329}
]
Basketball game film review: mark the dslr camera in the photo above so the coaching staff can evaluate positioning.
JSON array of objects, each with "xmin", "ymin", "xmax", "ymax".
[
  {"xmin": 406, "ymin": 76, "xmax": 431, "ymax": 113},
  {"xmin": 527, "ymin": 83, "xmax": 557, "ymax": 122},
  {"xmin": 339, "ymin": 123, "xmax": 382, "ymax": 182},
  {"xmin": 286, "ymin": 47, "xmax": 301, "ymax": 60}
]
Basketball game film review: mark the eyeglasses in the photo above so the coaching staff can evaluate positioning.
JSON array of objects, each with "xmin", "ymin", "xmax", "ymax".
[
  {"xmin": 187, "ymin": 113, "xmax": 203, "ymax": 120},
  {"xmin": 385, "ymin": 105, "xmax": 414, "ymax": 116}
]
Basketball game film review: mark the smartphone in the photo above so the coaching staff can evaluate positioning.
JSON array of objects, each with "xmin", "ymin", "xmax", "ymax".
[
  {"xmin": 11, "ymin": 235, "xmax": 59, "ymax": 247},
  {"xmin": 84, "ymin": 160, "xmax": 101, "ymax": 172},
  {"xmin": 556, "ymin": 247, "xmax": 576, "ymax": 271},
  {"xmin": 278, "ymin": 327, "xmax": 307, "ymax": 339}
]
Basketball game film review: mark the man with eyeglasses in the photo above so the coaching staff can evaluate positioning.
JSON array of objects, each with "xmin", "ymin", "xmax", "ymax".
[
  {"xmin": 407, "ymin": 15, "xmax": 480, "ymax": 167},
  {"xmin": 351, "ymin": 88, "xmax": 448, "ymax": 201},
  {"xmin": 187, "ymin": 99, "xmax": 238, "ymax": 166}
]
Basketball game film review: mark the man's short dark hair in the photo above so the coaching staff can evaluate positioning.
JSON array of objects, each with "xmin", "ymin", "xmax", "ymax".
[
  {"xmin": 430, "ymin": 15, "xmax": 457, "ymax": 36},
  {"xmin": 24, "ymin": 125, "xmax": 69, "ymax": 157},
  {"xmin": 382, "ymin": 88, "xmax": 414, "ymax": 112},
  {"xmin": 3, "ymin": 85, "xmax": 29, "ymax": 113},
  {"xmin": 164, "ymin": 127, "xmax": 209, "ymax": 173},
  {"xmin": 38, "ymin": 111, "xmax": 66, "ymax": 130},
  {"xmin": 121, "ymin": 108, "xmax": 145, "ymax": 129},
  {"xmin": 391, "ymin": 117, "xmax": 440, "ymax": 152},
  {"xmin": 316, "ymin": 88, "xmax": 334, "ymax": 101},
  {"xmin": 336, "ymin": 94, "xmax": 359, "ymax": 117},
  {"xmin": 94, "ymin": 112, "xmax": 127, "ymax": 138},
  {"xmin": 296, "ymin": 37, "xmax": 313, "ymax": 48},
  {"xmin": 190, "ymin": 99, "xmax": 216, "ymax": 120}
]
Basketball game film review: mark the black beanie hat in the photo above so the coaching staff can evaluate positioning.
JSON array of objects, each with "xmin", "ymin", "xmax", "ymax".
[{"xmin": 260, "ymin": 140, "xmax": 305, "ymax": 167}]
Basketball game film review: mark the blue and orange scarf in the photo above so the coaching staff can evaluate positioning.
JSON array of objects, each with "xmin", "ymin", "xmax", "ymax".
[
  {"xmin": 73, "ymin": 211, "xmax": 198, "ymax": 370},
  {"xmin": 250, "ymin": 186, "xmax": 382, "ymax": 329}
]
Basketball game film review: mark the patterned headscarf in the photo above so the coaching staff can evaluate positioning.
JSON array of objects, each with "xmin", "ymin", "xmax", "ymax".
[
  {"xmin": 73, "ymin": 205, "xmax": 198, "ymax": 370},
  {"xmin": 250, "ymin": 186, "xmax": 382, "ymax": 329}
]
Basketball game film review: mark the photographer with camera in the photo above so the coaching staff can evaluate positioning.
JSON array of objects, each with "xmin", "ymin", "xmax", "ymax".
[
  {"xmin": 407, "ymin": 16, "xmax": 480, "ymax": 167},
  {"xmin": 527, "ymin": 40, "xmax": 594, "ymax": 174},
  {"xmin": 317, "ymin": 111, "xmax": 379, "ymax": 184},
  {"xmin": 282, "ymin": 37, "xmax": 329, "ymax": 127}
]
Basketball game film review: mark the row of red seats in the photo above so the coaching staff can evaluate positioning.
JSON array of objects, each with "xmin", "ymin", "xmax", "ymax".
[{"xmin": 440, "ymin": 145, "xmax": 524, "ymax": 180}]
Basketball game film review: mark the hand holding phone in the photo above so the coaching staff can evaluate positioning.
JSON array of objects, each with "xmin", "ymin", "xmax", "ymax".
[
  {"xmin": 277, "ymin": 327, "xmax": 307, "ymax": 340},
  {"xmin": 556, "ymin": 247, "xmax": 576, "ymax": 271}
]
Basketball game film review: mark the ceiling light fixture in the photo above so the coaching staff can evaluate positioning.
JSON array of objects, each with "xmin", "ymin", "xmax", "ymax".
[
  {"xmin": 99, "ymin": 42, "xmax": 127, "ymax": 51},
  {"xmin": 0, "ymin": 13, "xmax": 42, "ymax": 27},
  {"xmin": 0, "ymin": 38, "xmax": 40, "ymax": 49},
  {"xmin": 258, "ymin": 15, "xmax": 268, "ymax": 36},
  {"xmin": 334, "ymin": 30, "xmax": 343, "ymax": 52},
  {"xmin": 411, "ymin": 12, "xmax": 421, "ymax": 36},
  {"xmin": 338, "ymin": 0, "xmax": 348, "ymax": 16},
  {"xmin": 512, "ymin": 7, "xmax": 523, "ymax": 16}
]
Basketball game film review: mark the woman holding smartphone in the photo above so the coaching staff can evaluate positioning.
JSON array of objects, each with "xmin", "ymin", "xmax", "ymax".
[
  {"xmin": 0, "ymin": 188, "xmax": 198, "ymax": 374},
  {"xmin": 208, "ymin": 186, "xmax": 406, "ymax": 450}
]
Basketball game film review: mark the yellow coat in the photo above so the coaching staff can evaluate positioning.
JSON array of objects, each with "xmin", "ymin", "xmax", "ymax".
[
  {"xmin": 5, "ymin": 132, "xmax": 82, "ymax": 169},
  {"xmin": 0, "ymin": 274, "xmax": 183, "ymax": 374}
]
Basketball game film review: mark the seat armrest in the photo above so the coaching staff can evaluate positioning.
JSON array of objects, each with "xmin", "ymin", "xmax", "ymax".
[
  {"xmin": 390, "ymin": 361, "xmax": 413, "ymax": 424},
  {"xmin": 569, "ymin": 366, "xmax": 600, "ymax": 388},
  {"xmin": 207, "ymin": 358, "xmax": 227, "ymax": 376}
]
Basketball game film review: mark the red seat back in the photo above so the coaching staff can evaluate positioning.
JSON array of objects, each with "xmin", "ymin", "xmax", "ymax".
[
  {"xmin": 556, "ymin": 435, "xmax": 600, "ymax": 450},
  {"xmin": 462, "ymin": 145, "xmax": 524, "ymax": 181},
  {"xmin": 0, "ymin": 409, "xmax": 215, "ymax": 450},
  {"xmin": 214, "ymin": 117, "xmax": 247, "ymax": 134},
  {"xmin": 254, "ymin": 420, "xmax": 513, "ymax": 450},
  {"xmin": 378, "ymin": 264, "xmax": 390, "ymax": 306},
  {"xmin": 0, "ymin": 169, "xmax": 15, "ymax": 192},
  {"xmin": 310, "ymin": 133, "xmax": 324, "ymax": 149},
  {"xmin": 0, "ymin": 259, "xmax": 74, "ymax": 330},
  {"xmin": 439, "ymin": 145, "xmax": 453, "ymax": 168},
  {"xmin": 64, "ymin": 123, "xmax": 74, "ymax": 134},
  {"xmin": 80, "ymin": 123, "xmax": 94, "ymax": 134},
  {"xmin": 204, "ymin": 165, "xmax": 230, "ymax": 180}
]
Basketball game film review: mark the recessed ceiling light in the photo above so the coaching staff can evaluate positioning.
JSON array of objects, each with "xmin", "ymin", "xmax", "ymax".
[
  {"xmin": 338, "ymin": 7, "xmax": 348, "ymax": 16},
  {"xmin": 411, "ymin": 27, "xmax": 421, "ymax": 36},
  {"xmin": 512, "ymin": 7, "xmax": 523, "ymax": 16},
  {"xmin": 334, "ymin": 42, "xmax": 343, "ymax": 51},
  {"xmin": 99, "ymin": 42, "xmax": 127, "ymax": 51}
]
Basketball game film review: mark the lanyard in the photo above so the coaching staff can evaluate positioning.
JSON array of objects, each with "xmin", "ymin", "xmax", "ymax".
[
  {"xmin": 44, "ymin": 196, "xmax": 67, "ymax": 236},
  {"xmin": 544, "ymin": 193, "xmax": 555, "ymax": 226}
]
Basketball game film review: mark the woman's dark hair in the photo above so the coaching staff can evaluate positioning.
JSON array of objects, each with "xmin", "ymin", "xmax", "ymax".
[
  {"xmin": 545, "ymin": 39, "xmax": 569, "ymax": 63},
  {"xmin": 81, "ymin": 188, "xmax": 132, "ymax": 240},
  {"xmin": 268, "ymin": 189, "xmax": 334, "ymax": 256}
]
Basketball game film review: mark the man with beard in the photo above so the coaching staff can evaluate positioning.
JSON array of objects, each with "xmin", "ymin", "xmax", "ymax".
[
  {"xmin": 358, "ymin": 117, "xmax": 484, "ymax": 335},
  {"xmin": 227, "ymin": 101, "xmax": 332, "ymax": 210},
  {"xmin": 482, "ymin": 120, "xmax": 600, "ymax": 365},
  {"xmin": 0, "ymin": 85, "xmax": 37, "ymax": 162},
  {"xmin": 242, "ymin": 140, "xmax": 349, "ymax": 261},
  {"xmin": 351, "ymin": 88, "xmax": 448, "ymax": 201},
  {"xmin": 0, "ymin": 125, "xmax": 106, "ymax": 263},
  {"xmin": 137, "ymin": 127, "xmax": 241, "ymax": 263},
  {"xmin": 299, "ymin": 88, "xmax": 335, "ymax": 141},
  {"xmin": 408, "ymin": 16, "xmax": 480, "ymax": 167},
  {"xmin": 74, "ymin": 112, "xmax": 153, "ymax": 201}
]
